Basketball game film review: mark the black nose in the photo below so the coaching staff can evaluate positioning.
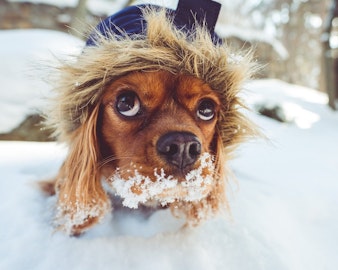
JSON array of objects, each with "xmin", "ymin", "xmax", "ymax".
[{"xmin": 156, "ymin": 132, "xmax": 201, "ymax": 170}]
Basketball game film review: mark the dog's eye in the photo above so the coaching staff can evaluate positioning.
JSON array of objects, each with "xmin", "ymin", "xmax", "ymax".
[
  {"xmin": 197, "ymin": 99, "xmax": 215, "ymax": 121},
  {"xmin": 116, "ymin": 91, "xmax": 141, "ymax": 117}
]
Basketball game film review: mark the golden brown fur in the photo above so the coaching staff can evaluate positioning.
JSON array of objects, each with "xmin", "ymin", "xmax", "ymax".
[{"xmin": 43, "ymin": 7, "xmax": 258, "ymax": 235}]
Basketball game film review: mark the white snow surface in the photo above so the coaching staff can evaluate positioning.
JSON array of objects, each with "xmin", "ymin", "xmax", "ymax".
[
  {"xmin": 0, "ymin": 29, "xmax": 83, "ymax": 133},
  {"xmin": 1, "ymin": 29, "xmax": 338, "ymax": 270}
]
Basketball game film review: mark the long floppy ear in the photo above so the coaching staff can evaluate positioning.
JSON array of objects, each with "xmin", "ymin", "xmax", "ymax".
[
  {"xmin": 54, "ymin": 105, "xmax": 110, "ymax": 235},
  {"xmin": 204, "ymin": 135, "xmax": 227, "ymax": 216}
]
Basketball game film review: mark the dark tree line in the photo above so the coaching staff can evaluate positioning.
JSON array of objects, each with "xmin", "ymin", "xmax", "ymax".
[{"xmin": 322, "ymin": 0, "xmax": 338, "ymax": 109}]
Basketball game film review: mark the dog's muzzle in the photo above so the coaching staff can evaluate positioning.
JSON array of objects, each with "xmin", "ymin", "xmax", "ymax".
[{"xmin": 156, "ymin": 132, "xmax": 201, "ymax": 170}]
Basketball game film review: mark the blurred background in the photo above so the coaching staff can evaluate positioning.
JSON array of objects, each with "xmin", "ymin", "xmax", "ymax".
[{"xmin": 0, "ymin": 0, "xmax": 337, "ymax": 140}]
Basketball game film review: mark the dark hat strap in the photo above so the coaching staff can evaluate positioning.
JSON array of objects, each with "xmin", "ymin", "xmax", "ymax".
[{"xmin": 175, "ymin": 0, "xmax": 221, "ymax": 32}]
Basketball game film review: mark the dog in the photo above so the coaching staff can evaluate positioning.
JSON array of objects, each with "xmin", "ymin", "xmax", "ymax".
[{"xmin": 41, "ymin": 1, "xmax": 257, "ymax": 235}]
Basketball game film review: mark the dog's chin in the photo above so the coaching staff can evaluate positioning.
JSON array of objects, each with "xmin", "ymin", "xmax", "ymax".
[{"xmin": 107, "ymin": 153, "xmax": 215, "ymax": 209}]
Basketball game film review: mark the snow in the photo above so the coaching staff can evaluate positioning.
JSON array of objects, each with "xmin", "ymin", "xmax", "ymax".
[
  {"xmin": 1, "ymin": 29, "xmax": 338, "ymax": 270},
  {"xmin": 0, "ymin": 29, "xmax": 83, "ymax": 133},
  {"xmin": 110, "ymin": 153, "xmax": 215, "ymax": 208},
  {"xmin": 248, "ymin": 79, "xmax": 328, "ymax": 128},
  {"xmin": 216, "ymin": 24, "xmax": 289, "ymax": 60}
]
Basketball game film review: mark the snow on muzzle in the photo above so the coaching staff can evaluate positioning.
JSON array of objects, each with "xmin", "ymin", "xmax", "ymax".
[{"xmin": 109, "ymin": 153, "xmax": 215, "ymax": 208}]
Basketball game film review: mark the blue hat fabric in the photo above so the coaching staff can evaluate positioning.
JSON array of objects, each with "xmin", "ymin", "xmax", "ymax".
[{"xmin": 86, "ymin": 0, "xmax": 222, "ymax": 46}]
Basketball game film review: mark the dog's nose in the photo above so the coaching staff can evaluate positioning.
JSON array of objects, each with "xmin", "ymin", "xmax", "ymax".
[{"xmin": 157, "ymin": 132, "xmax": 201, "ymax": 169}]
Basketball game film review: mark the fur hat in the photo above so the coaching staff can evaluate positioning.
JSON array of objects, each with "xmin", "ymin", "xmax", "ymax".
[
  {"xmin": 86, "ymin": 1, "xmax": 222, "ymax": 46},
  {"xmin": 48, "ymin": 1, "xmax": 257, "ymax": 150}
]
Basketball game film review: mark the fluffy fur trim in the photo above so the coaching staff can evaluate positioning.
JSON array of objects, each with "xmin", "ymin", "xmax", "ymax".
[{"xmin": 47, "ymin": 7, "xmax": 258, "ymax": 150}]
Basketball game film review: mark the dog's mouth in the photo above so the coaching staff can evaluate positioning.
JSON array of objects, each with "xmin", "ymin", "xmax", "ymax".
[{"xmin": 108, "ymin": 152, "xmax": 215, "ymax": 209}]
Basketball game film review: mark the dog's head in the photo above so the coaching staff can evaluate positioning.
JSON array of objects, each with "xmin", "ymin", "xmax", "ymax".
[
  {"xmin": 48, "ymin": 5, "xmax": 257, "ymax": 234},
  {"xmin": 99, "ymin": 70, "xmax": 221, "ymax": 207}
]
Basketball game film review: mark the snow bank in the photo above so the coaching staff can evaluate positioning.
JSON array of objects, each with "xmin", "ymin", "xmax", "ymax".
[
  {"xmin": 0, "ymin": 29, "xmax": 83, "ymax": 133},
  {"xmin": 1, "ymin": 29, "xmax": 338, "ymax": 270}
]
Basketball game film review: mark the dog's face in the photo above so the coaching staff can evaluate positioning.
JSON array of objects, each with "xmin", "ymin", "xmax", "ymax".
[
  {"xmin": 99, "ymin": 70, "xmax": 221, "ymax": 206},
  {"xmin": 48, "ymin": 6, "xmax": 256, "ymax": 235}
]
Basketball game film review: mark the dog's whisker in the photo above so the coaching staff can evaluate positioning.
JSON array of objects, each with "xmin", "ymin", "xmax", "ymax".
[
  {"xmin": 99, "ymin": 156, "xmax": 118, "ymax": 167},
  {"xmin": 99, "ymin": 155, "xmax": 137, "ymax": 165}
]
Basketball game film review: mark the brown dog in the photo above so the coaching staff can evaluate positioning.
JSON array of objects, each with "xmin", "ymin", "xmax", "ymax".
[
  {"xmin": 100, "ymin": 70, "xmax": 224, "ymax": 207},
  {"xmin": 41, "ymin": 7, "xmax": 257, "ymax": 235}
]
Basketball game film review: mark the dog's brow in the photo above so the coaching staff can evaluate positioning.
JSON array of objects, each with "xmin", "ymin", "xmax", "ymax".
[
  {"xmin": 142, "ymin": 91, "xmax": 156, "ymax": 101},
  {"xmin": 176, "ymin": 80, "xmax": 219, "ymax": 101}
]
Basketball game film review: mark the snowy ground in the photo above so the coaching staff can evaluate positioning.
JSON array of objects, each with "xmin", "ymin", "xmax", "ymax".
[
  {"xmin": 0, "ymin": 29, "xmax": 83, "ymax": 133},
  {"xmin": 1, "ymin": 29, "xmax": 338, "ymax": 270}
]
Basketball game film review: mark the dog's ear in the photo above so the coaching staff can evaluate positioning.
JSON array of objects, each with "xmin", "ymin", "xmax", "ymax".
[
  {"xmin": 207, "ymin": 134, "xmax": 227, "ymax": 212},
  {"xmin": 54, "ymin": 105, "xmax": 110, "ymax": 235}
]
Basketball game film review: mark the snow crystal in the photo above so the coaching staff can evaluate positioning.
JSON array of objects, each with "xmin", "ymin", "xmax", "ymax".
[
  {"xmin": 55, "ymin": 198, "xmax": 109, "ymax": 235},
  {"xmin": 109, "ymin": 153, "xmax": 215, "ymax": 208},
  {"xmin": 227, "ymin": 53, "xmax": 245, "ymax": 65}
]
